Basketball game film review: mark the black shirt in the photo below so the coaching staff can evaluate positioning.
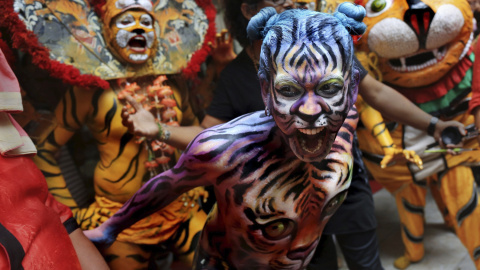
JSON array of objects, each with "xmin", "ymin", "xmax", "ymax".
[
  {"xmin": 206, "ymin": 50, "xmax": 376, "ymax": 234},
  {"xmin": 206, "ymin": 49, "xmax": 264, "ymax": 120}
]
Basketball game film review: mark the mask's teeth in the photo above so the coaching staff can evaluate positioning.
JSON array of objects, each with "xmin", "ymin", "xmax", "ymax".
[
  {"xmin": 400, "ymin": 57, "xmax": 406, "ymax": 72},
  {"xmin": 129, "ymin": 54, "xmax": 148, "ymax": 61}
]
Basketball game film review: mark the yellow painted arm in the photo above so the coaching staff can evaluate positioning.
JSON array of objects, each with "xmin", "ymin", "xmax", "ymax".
[{"xmin": 357, "ymin": 95, "xmax": 423, "ymax": 169}]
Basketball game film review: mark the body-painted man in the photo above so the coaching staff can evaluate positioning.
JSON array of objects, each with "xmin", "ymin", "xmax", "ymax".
[
  {"xmin": 1, "ymin": 0, "xmax": 214, "ymax": 268},
  {"xmin": 85, "ymin": 5, "xmax": 367, "ymax": 269},
  {"xmin": 353, "ymin": 0, "xmax": 480, "ymax": 268}
]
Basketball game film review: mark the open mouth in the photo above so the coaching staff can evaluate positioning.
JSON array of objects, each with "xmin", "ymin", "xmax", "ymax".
[
  {"xmin": 128, "ymin": 35, "xmax": 147, "ymax": 52},
  {"xmin": 296, "ymin": 127, "xmax": 327, "ymax": 154},
  {"xmin": 388, "ymin": 33, "xmax": 474, "ymax": 73},
  {"xmin": 388, "ymin": 46, "xmax": 446, "ymax": 72}
]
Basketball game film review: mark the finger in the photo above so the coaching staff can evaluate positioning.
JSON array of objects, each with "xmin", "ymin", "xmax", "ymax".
[
  {"xmin": 215, "ymin": 32, "xmax": 222, "ymax": 47},
  {"xmin": 121, "ymin": 108, "xmax": 130, "ymax": 122},
  {"xmin": 121, "ymin": 114, "xmax": 129, "ymax": 127},
  {"xmin": 445, "ymin": 145, "xmax": 460, "ymax": 155},
  {"xmin": 125, "ymin": 94, "xmax": 143, "ymax": 111},
  {"xmin": 380, "ymin": 156, "xmax": 393, "ymax": 169},
  {"xmin": 415, "ymin": 157, "xmax": 423, "ymax": 170},
  {"xmin": 207, "ymin": 41, "xmax": 213, "ymax": 49},
  {"xmin": 220, "ymin": 29, "xmax": 228, "ymax": 43}
]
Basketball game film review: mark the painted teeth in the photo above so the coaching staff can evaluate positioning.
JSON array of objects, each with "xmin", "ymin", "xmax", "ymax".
[
  {"xmin": 299, "ymin": 128, "xmax": 324, "ymax": 135},
  {"xmin": 129, "ymin": 54, "xmax": 148, "ymax": 61}
]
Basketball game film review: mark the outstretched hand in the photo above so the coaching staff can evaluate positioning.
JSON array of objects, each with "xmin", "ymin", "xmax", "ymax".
[
  {"xmin": 380, "ymin": 147, "xmax": 423, "ymax": 170},
  {"xmin": 121, "ymin": 95, "xmax": 159, "ymax": 140},
  {"xmin": 83, "ymin": 226, "xmax": 115, "ymax": 250}
]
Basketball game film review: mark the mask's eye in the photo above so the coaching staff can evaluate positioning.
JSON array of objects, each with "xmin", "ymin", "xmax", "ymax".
[
  {"xmin": 321, "ymin": 190, "xmax": 348, "ymax": 219},
  {"xmin": 276, "ymin": 85, "xmax": 303, "ymax": 98},
  {"xmin": 261, "ymin": 218, "xmax": 295, "ymax": 241},
  {"xmin": 140, "ymin": 15, "xmax": 153, "ymax": 28},
  {"xmin": 317, "ymin": 79, "xmax": 343, "ymax": 97},
  {"xmin": 366, "ymin": 0, "xmax": 392, "ymax": 17},
  {"xmin": 116, "ymin": 15, "xmax": 135, "ymax": 28},
  {"xmin": 371, "ymin": 0, "xmax": 386, "ymax": 12}
]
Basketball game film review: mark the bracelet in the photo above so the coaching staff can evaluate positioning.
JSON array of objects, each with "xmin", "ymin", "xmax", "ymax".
[
  {"xmin": 427, "ymin": 116, "xmax": 438, "ymax": 136},
  {"xmin": 157, "ymin": 122, "xmax": 171, "ymax": 142}
]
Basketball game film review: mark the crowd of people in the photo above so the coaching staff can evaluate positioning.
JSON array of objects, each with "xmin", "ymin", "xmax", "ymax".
[{"xmin": 0, "ymin": 0, "xmax": 479, "ymax": 269}]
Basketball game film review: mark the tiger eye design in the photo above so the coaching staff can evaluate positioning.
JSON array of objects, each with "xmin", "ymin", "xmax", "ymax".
[
  {"xmin": 371, "ymin": 0, "xmax": 387, "ymax": 12},
  {"xmin": 321, "ymin": 190, "xmax": 348, "ymax": 218},
  {"xmin": 262, "ymin": 218, "xmax": 296, "ymax": 240}
]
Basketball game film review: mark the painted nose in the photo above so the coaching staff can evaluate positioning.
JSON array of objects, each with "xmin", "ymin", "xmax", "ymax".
[
  {"xmin": 294, "ymin": 94, "xmax": 323, "ymax": 123},
  {"xmin": 132, "ymin": 28, "xmax": 145, "ymax": 35},
  {"xmin": 404, "ymin": 0, "xmax": 435, "ymax": 49},
  {"xmin": 286, "ymin": 240, "xmax": 318, "ymax": 261}
]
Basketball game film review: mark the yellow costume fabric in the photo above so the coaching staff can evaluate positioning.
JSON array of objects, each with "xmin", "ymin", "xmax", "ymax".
[
  {"xmin": 33, "ymin": 76, "xmax": 207, "ymax": 268},
  {"xmin": 357, "ymin": 103, "xmax": 480, "ymax": 268}
]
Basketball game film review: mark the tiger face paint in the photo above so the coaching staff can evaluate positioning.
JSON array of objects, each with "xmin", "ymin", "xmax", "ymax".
[
  {"xmin": 257, "ymin": 10, "xmax": 359, "ymax": 163},
  {"xmin": 109, "ymin": 10, "xmax": 156, "ymax": 64},
  {"xmin": 264, "ymin": 41, "xmax": 355, "ymax": 163}
]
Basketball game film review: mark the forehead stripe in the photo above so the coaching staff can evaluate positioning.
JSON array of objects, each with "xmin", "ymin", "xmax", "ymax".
[
  {"xmin": 272, "ymin": 26, "xmax": 283, "ymax": 71},
  {"xmin": 321, "ymin": 42, "xmax": 337, "ymax": 71},
  {"xmin": 289, "ymin": 43, "xmax": 305, "ymax": 67},
  {"xmin": 291, "ymin": 17, "xmax": 298, "ymax": 44},
  {"xmin": 312, "ymin": 43, "xmax": 329, "ymax": 74},
  {"xmin": 336, "ymin": 39, "xmax": 347, "ymax": 73},
  {"xmin": 281, "ymin": 41, "xmax": 298, "ymax": 74}
]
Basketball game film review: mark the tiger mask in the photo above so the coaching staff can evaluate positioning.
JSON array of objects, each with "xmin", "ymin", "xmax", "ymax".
[{"xmin": 354, "ymin": 0, "xmax": 474, "ymax": 88}]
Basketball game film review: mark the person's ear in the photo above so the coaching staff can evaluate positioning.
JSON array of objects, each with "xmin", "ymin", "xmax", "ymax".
[
  {"xmin": 241, "ymin": 3, "xmax": 257, "ymax": 20},
  {"xmin": 260, "ymin": 79, "xmax": 270, "ymax": 106}
]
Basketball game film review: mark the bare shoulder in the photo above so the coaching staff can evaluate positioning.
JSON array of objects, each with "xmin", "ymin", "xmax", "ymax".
[{"xmin": 183, "ymin": 111, "xmax": 275, "ymax": 164}]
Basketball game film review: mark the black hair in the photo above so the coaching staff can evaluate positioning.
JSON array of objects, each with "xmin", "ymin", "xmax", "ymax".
[{"xmin": 223, "ymin": 0, "xmax": 262, "ymax": 47}]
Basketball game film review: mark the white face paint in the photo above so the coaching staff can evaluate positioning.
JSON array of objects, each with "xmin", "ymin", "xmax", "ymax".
[
  {"xmin": 110, "ymin": 10, "xmax": 156, "ymax": 64},
  {"xmin": 267, "ymin": 42, "xmax": 352, "ymax": 162}
]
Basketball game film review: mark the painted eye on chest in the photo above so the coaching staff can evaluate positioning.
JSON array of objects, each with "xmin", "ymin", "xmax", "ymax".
[
  {"xmin": 261, "ymin": 218, "xmax": 296, "ymax": 240},
  {"xmin": 321, "ymin": 190, "xmax": 348, "ymax": 219}
]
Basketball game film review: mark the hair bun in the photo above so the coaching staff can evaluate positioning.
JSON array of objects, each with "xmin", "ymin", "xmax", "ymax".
[
  {"xmin": 247, "ymin": 7, "xmax": 278, "ymax": 41},
  {"xmin": 334, "ymin": 2, "xmax": 366, "ymax": 36}
]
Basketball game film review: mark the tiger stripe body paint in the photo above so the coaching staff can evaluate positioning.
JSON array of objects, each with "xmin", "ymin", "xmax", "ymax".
[{"xmin": 85, "ymin": 6, "xmax": 367, "ymax": 269}]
